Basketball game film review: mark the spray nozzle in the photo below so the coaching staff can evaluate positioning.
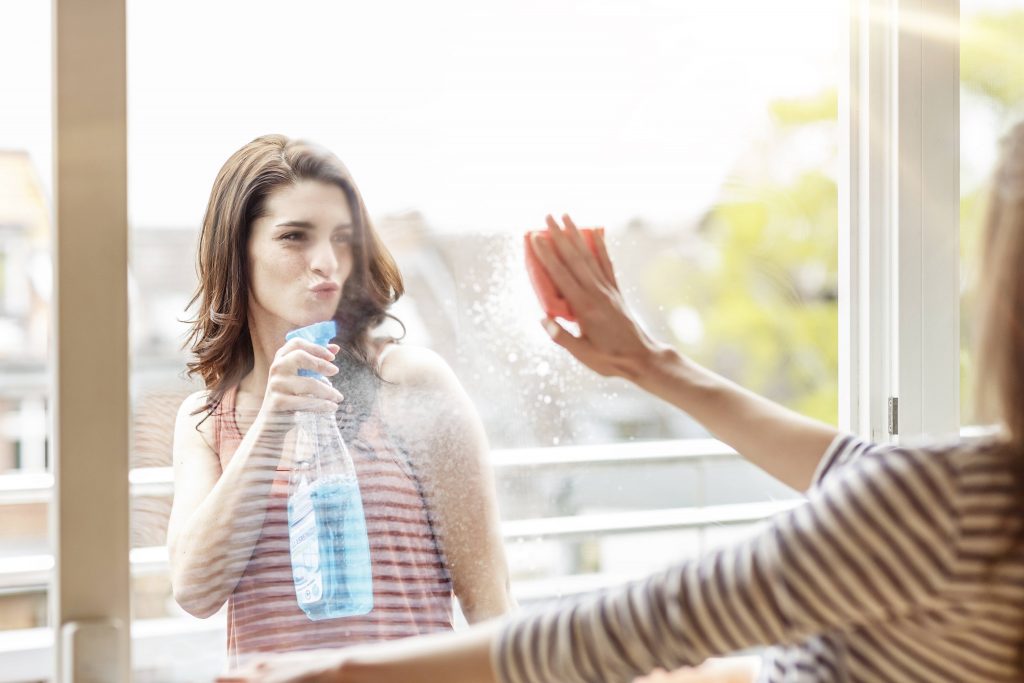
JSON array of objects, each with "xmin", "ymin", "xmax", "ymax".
[{"xmin": 286, "ymin": 320, "xmax": 338, "ymax": 380}]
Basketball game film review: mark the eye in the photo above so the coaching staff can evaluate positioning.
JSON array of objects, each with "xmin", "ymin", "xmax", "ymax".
[
  {"xmin": 279, "ymin": 231, "xmax": 304, "ymax": 242},
  {"xmin": 332, "ymin": 231, "xmax": 354, "ymax": 245}
]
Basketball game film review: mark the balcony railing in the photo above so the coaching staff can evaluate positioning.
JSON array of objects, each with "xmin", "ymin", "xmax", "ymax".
[{"xmin": 0, "ymin": 438, "xmax": 801, "ymax": 683}]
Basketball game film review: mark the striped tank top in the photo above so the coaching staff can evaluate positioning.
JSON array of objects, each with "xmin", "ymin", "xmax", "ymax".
[{"xmin": 214, "ymin": 352, "xmax": 454, "ymax": 663}]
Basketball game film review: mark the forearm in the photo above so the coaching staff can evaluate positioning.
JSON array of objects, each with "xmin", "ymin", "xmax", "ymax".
[
  {"xmin": 341, "ymin": 621, "xmax": 501, "ymax": 683},
  {"xmin": 169, "ymin": 417, "xmax": 288, "ymax": 613},
  {"xmin": 632, "ymin": 346, "xmax": 838, "ymax": 491}
]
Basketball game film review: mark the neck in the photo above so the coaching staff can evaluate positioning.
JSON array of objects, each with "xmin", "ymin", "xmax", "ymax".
[{"xmin": 241, "ymin": 314, "xmax": 292, "ymax": 398}]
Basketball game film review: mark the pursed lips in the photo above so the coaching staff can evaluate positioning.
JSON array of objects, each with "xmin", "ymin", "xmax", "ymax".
[{"xmin": 308, "ymin": 282, "xmax": 341, "ymax": 298}]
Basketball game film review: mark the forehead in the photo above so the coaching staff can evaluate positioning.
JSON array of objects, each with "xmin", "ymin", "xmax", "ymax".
[{"xmin": 262, "ymin": 180, "xmax": 353, "ymax": 223}]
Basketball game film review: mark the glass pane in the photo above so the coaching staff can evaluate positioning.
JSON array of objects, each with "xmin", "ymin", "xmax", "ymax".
[
  {"xmin": 127, "ymin": 1, "xmax": 839, "ymax": 679},
  {"xmin": 960, "ymin": 0, "xmax": 1024, "ymax": 427},
  {"xmin": 0, "ymin": 12, "xmax": 54, "ymax": 683},
  {"xmin": 0, "ymin": 0, "xmax": 53, "ymax": 670}
]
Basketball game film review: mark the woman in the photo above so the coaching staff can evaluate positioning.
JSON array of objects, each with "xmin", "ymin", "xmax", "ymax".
[
  {"xmin": 224, "ymin": 120, "xmax": 1024, "ymax": 683},
  {"xmin": 166, "ymin": 135, "xmax": 513, "ymax": 666}
]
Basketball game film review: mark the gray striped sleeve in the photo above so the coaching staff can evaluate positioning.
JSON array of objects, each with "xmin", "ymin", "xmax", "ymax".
[
  {"xmin": 810, "ymin": 432, "xmax": 879, "ymax": 488},
  {"xmin": 493, "ymin": 445, "xmax": 962, "ymax": 683}
]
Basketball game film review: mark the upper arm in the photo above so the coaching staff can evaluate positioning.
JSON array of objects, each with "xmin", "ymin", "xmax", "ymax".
[
  {"xmin": 766, "ymin": 447, "xmax": 960, "ymax": 634},
  {"xmin": 810, "ymin": 432, "xmax": 881, "ymax": 489},
  {"xmin": 166, "ymin": 391, "xmax": 223, "ymax": 552},
  {"xmin": 379, "ymin": 346, "xmax": 513, "ymax": 618}
]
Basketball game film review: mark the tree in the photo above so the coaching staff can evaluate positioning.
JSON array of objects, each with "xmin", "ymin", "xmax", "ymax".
[{"xmin": 641, "ymin": 90, "xmax": 840, "ymax": 424}]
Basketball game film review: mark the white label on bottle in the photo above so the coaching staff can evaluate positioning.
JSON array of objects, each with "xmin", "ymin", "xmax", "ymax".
[{"xmin": 289, "ymin": 477, "xmax": 323, "ymax": 605}]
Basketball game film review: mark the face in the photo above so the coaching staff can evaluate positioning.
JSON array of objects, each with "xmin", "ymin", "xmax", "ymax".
[{"xmin": 247, "ymin": 180, "xmax": 356, "ymax": 334}]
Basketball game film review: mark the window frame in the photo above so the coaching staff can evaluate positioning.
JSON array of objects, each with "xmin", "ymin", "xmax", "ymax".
[
  {"xmin": 51, "ymin": 0, "xmax": 130, "ymax": 680},
  {"xmin": 841, "ymin": 0, "xmax": 960, "ymax": 442},
  {"xmin": 5, "ymin": 0, "xmax": 963, "ymax": 678}
]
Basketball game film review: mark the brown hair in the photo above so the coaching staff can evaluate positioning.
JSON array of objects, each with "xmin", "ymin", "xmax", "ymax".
[
  {"xmin": 184, "ymin": 134, "xmax": 404, "ymax": 413},
  {"xmin": 976, "ymin": 121, "xmax": 1024, "ymax": 457}
]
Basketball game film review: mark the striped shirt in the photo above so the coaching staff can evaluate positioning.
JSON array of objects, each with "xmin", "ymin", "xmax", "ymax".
[{"xmin": 493, "ymin": 434, "xmax": 1024, "ymax": 682}]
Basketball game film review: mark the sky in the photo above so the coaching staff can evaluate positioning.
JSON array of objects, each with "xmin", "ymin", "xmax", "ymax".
[{"xmin": 3, "ymin": 0, "xmax": 844, "ymax": 233}]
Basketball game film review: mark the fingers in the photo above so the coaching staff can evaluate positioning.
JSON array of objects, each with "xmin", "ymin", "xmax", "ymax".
[
  {"xmin": 278, "ymin": 337, "xmax": 337, "ymax": 364},
  {"xmin": 272, "ymin": 374, "xmax": 343, "ymax": 403},
  {"xmin": 536, "ymin": 213, "xmax": 622, "ymax": 324},
  {"xmin": 541, "ymin": 318, "xmax": 596, "ymax": 364},
  {"xmin": 593, "ymin": 226, "xmax": 619, "ymax": 289},
  {"xmin": 273, "ymin": 346, "xmax": 339, "ymax": 379},
  {"xmin": 531, "ymin": 229, "xmax": 588, "ymax": 308},
  {"xmin": 262, "ymin": 370, "xmax": 344, "ymax": 420},
  {"xmin": 546, "ymin": 214, "xmax": 604, "ymax": 286},
  {"xmin": 259, "ymin": 338, "xmax": 346, "ymax": 419},
  {"xmin": 560, "ymin": 214, "xmax": 606, "ymax": 282},
  {"xmin": 541, "ymin": 316, "xmax": 629, "ymax": 378}
]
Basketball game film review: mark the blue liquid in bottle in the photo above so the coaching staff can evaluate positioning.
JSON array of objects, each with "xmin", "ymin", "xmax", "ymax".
[{"xmin": 285, "ymin": 321, "xmax": 374, "ymax": 620}]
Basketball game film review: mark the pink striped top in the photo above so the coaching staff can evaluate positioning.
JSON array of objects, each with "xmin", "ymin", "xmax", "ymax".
[{"xmin": 214, "ymin": 383, "xmax": 454, "ymax": 664}]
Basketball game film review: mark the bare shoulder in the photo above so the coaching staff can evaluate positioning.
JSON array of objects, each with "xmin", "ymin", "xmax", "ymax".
[
  {"xmin": 378, "ymin": 344, "xmax": 458, "ymax": 391},
  {"xmin": 376, "ymin": 345, "xmax": 485, "ymax": 449},
  {"xmin": 175, "ymin": 390, "xmax": 217, "ymax": 453}
]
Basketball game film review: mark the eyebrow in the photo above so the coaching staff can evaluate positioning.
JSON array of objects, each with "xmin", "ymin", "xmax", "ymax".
[{"xmin": 275, "ymin": 220, "xmax": 354, "ymax": 230}]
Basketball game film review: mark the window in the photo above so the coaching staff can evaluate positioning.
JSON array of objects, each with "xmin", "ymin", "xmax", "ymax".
[
  {"xmin": 124, "ymin": 1, "xmax": 840, "ymax": 678},
  {"xmin": 0, "ymin": 0, "xmax": 52, "ymax": 659},
  {"xmin": 5, "ymin": 0, "xmax": 980, "ymax": 680}
]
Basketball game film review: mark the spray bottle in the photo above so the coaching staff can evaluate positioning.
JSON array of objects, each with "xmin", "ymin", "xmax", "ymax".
[{"xmin": 285, "ymin": 320, "xmax": 374, "ymax": 620}]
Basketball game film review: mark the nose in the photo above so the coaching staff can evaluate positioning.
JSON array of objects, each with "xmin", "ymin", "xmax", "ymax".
[{"xmin": 309, "ymin": 236, "xmax": 338, "ymax": 277}]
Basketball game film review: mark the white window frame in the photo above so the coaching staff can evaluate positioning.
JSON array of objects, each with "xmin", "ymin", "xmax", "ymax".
[
  {"xmin": 51, "ymin": 0, "xmax": 130, "ymax": 681},
  {"xmin": 34, "ymin": 0, "xmax": 963, "ymax": 679},
  {"xmin": 841, "ymin": 0, "xmax": 959, "ymax": 442}
]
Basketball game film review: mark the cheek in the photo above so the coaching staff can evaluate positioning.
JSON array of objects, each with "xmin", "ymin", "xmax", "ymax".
[
  {"xmin": 258, "ymin": 248, "xmax": 302, "ymax": 276},
  {"xmin": 249, "ymin": 247, "xmax": 305, "ymax": 295},
  {"xmin": 339, "ymin": 248, "xmax": 356, "ymax": 283}
]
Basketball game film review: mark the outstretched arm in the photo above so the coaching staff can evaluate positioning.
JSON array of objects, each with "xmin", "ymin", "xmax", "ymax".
[
  {"xmin": 218, "ymin": 622, "xmax": 500, "ymax": 683},
  {"xmin": 221, "ymin": 437, "xmax": 963, "ymax": 683},
  {"xmin": 531, "ymin": 214, "xmax": 838, "ymax": 491},
  {"xmin": 493, "ymin": 438, "xmax": 961, "ymax": 683}
]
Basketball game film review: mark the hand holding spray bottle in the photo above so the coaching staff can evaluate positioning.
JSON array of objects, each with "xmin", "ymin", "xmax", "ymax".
[{"xmin": 285, "ymin": 320, "xmax": 374, "ymax": 620}]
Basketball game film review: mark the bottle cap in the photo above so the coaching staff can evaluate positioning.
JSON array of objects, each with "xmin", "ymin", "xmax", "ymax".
[{"xmin": 285, "ymin": 320, "xmax": 338, "ymax": 380}]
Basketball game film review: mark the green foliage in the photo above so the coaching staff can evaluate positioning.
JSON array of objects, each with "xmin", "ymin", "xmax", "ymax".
[
  {"xmin": 638, "ymin": 9, "xmax": 1023, "ymax": 432},
  {"xmin": 769, "ymin": 90, "xmax": 839, "ymax": 127},
  {"xmin": 641, "ymin": 7, "xmax": 1024, "ymax": 430},
  {"xmin": 643, "ymin": 153, "xmax": 840, "ymax": 425},
  {"xmin": 696, "ymin": 171, "xmax": 839, "ymax": 425},
  {"xmin": 961, "ymin": 12, "xmax": 1024, "ymax": 109}
]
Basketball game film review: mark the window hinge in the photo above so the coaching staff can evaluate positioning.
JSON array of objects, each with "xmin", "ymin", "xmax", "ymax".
[{"xmin": 888, "ymin": 397, "xmax": 899, "ymax": 436}]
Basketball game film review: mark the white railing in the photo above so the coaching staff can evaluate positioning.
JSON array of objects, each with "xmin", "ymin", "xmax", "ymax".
[
  {"xmin": 0, "ymin": 438, "xmax": 758, "ymax": 591},
  {"xmin": 0, "ymin": 438, "xmax": 796, "ymax": 682},
  {"xmin": 0, "ymin": 437, "xmax": 739, "ymax": 506},
  {"xmin": 0, "ymin": 500, "xmax": 799, "ymax": 594}
]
